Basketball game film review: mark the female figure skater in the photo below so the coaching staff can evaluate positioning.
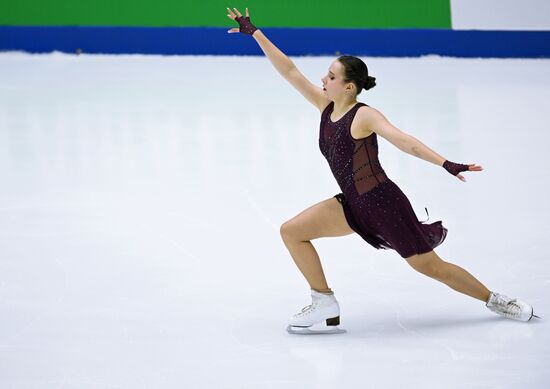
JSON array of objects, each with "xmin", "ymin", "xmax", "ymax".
[{"xmin": 226, "ymin": 8, "xmax": 538, "ymax": 334}]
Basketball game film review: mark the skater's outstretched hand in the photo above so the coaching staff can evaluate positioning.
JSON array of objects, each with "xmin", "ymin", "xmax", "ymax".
[
  {"xmin": 227, "ymin": 7, "xmax": 258, "ymax": 35},
  {"xmin": 443, "ymin": 160, "xmax": 483, "ymax": 182}
]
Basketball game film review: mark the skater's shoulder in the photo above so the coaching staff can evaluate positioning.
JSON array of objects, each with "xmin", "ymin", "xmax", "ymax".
[
  {"xmin": 355, "ymin": 104, "xmax": 392, "ymax": 125},
  {"xmin": 356, "ymin": 103, "xmax": 380, "ymax": 117},
  {"xmin": 354, "ymin": 105, "xmax": 407, "ymax": 144}
]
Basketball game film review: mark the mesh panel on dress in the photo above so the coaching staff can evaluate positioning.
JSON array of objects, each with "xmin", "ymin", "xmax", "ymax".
[{"xmin": 352, "ymin": 134, "xmax": 388, "ymax": 195}]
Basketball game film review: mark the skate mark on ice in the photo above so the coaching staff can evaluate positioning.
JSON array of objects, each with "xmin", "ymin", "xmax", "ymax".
[
  {"xmin": 137, "ymin": 222, "xmax": 202, "ymax": 262},
  {"xmin": 1, "ymin": 257, "xmax": 69, "ymax": 345},
  {"xmin": 241, "ymin": 188, "xmax": 278, "ymax": 231},
  {"xmin": 381, "ymin": 294, "xmax": 460, "ymax": 361}
]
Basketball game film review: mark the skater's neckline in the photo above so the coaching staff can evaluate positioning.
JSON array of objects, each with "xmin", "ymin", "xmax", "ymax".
[{"xmin": 329, "ymin": 102, "xmax": 361, "ymax": 123}]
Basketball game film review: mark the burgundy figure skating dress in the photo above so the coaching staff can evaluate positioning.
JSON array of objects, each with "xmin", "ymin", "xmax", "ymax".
[{"xmin": 319, "ymin": 102, "xmax": 447, "ymax": 258}]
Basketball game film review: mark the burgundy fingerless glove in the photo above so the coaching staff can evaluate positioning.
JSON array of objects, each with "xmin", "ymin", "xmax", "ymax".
[
  {"xmin": 235, "ymin": 15, "xmax": 258, "ymax": 35},
  {"xmin": 443, "ymin": 160, "xmax": 470, "ymax": 176}
]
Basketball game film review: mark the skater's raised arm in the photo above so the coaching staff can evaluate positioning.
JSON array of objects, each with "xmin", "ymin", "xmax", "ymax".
[
  {"xmin": 227, "ymin": 8, "xmax": 330, "ymax": 112},
  {"xmin": 357, "ymin": 106, "xmax": 483, "ymax": 182}
]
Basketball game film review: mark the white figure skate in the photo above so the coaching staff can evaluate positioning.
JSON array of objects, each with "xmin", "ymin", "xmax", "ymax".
[
  {"xmin": 286, "ymin": 289, "xmax": 347, "ymax": 335},
  {"xmin": 486, "ymin": 292, "xmax": 540, "ymax": 322}
]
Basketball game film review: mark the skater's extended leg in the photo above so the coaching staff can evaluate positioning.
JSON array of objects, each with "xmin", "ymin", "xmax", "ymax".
[
  {"xmin": 405, "ymin": 250, "xmax": 491, "ymax": 302},
  {"xmin": 280, "ymin": 197, "xmax": 354, "ymax": 292}
]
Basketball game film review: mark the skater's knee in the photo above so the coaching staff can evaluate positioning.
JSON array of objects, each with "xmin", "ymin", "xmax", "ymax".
[
  {"xmin": 280, "ymin": 221, "xmax": 290, "ymax": 240},
  {"xmin": 406, "ymin": 251, "xmax": 446, "ymax": 280},
  {"xmin": 280, "ymin": 220, "xmax": 301, "ymax": 242}
]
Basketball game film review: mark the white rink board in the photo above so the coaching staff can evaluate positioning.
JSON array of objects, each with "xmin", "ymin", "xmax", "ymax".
[{"xmin": 451, "ymin": 0, "xmax": 550, "ymax": 30}]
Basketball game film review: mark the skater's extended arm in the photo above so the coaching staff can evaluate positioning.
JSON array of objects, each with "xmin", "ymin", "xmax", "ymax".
[
  {"xmin": 357, "ymin": 106, "xmax": 445, "ymax": 165},
  {"xmin": 227, "ymin": 8, "xmax": 329, "ymax": 112},
  {"xmin": 357, "ymin": 106, "xmax": 483, "ymax": 181}
]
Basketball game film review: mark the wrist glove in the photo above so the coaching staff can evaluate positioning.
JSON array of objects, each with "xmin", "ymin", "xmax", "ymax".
[
  {"xmin": 227, "ymin": 8, "xmax": 258, "ymax": 35},
  {"xmin": 443, "ymin": 160, "xmax": 470, "ymax": 176},
  {"xmin": 235, "ymin": 15, "xmax": 258, "ymax": 35}
]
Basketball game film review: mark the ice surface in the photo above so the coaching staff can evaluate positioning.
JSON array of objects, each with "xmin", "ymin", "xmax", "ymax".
[{"xmin": 0, "ymin": 52, "xmax": 549, "ymax": 388}]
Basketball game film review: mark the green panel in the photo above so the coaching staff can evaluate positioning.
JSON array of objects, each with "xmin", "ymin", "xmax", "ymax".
[{"xmin": 0, "ymin": 0, "xmax": 451, "ymax": 29}]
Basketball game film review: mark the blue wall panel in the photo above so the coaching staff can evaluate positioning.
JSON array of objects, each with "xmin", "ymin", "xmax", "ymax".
[{"xmin": 1, "ymin": 26, "xmax": 549, "ymax": 58}]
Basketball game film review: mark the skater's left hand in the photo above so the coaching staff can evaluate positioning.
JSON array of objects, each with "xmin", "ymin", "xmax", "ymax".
[
  {"xmin": 443, "ymin": 160, "xmax": 483, "ymax": 182},
  {"xmin": 227, "ymin": 7, "xmax": 258, "ymax": 35}
]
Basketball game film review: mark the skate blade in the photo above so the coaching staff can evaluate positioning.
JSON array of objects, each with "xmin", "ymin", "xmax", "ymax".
[
  {"xmin": 529, "ymin": 307, "xmax": 541, "ymax": 321},
  {"xmin": 286, "ymin": 324, "xmax": 347, "ymax": 335}
]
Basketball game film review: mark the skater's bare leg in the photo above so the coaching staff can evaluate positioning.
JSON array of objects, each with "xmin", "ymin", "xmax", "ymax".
[
  {"xmin": 406, "ymin": 250, "xmax": 491, "ymax": 302},
  {"xmin": 280, "ymin": 197, "xmax": 354, "ymax": 293}
]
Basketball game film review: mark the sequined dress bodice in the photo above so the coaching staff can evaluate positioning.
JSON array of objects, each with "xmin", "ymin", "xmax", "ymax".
[{"xmin": 319, "ymin": 102, "xmax": 388, "ymax": 203}]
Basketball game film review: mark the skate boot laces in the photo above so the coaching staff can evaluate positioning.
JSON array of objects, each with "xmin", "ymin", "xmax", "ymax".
[
  {"xmin": 294, "ymin": 301, "xmax": 318, "ymax": 318},
  {"xmin": 293, "ymin": 291, "xmax": 334, "ymax": 319},
  {"xmin": 486, "ymin": 292, "xmax": 534, "ymax": 321}
]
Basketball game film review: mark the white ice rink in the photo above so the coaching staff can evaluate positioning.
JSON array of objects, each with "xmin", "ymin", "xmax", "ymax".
[{"xmin": 1, "ymin": 52, "xmax": 549, "ymax": 388}]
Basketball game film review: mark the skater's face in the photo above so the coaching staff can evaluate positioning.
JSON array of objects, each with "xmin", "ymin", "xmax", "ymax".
[{"xmin": 321, "ymin": 60, "xmax": 356, "ymax": 100}]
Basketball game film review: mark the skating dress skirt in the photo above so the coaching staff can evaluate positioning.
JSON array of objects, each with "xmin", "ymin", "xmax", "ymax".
[{"xmin": 319, "ymin": 102, "xmax": 447, "ymax": 258}]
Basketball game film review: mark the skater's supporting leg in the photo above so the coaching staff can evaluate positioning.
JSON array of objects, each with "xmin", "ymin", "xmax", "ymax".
[
  {"xmin": 280, "ymin": 197, "xmax": 354, "ymax": 293},
  {"xmin": 405, "ymin": 250, "xmax": 491, "ymax": 302}
]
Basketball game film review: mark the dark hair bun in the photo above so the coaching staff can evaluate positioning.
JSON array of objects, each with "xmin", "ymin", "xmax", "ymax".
[
  {"xmin": 363, "ymin": 76, "xmax": 376, "ymax": 91},
  {"xmin": 337, "ymin": 56, "xmax": 375, "ymax": 95}
]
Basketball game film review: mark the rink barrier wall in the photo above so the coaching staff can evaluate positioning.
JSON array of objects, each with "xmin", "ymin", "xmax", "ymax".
[{"xmin": 0, "ymin": 26, "xmax": 549, "ymax": 58}]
